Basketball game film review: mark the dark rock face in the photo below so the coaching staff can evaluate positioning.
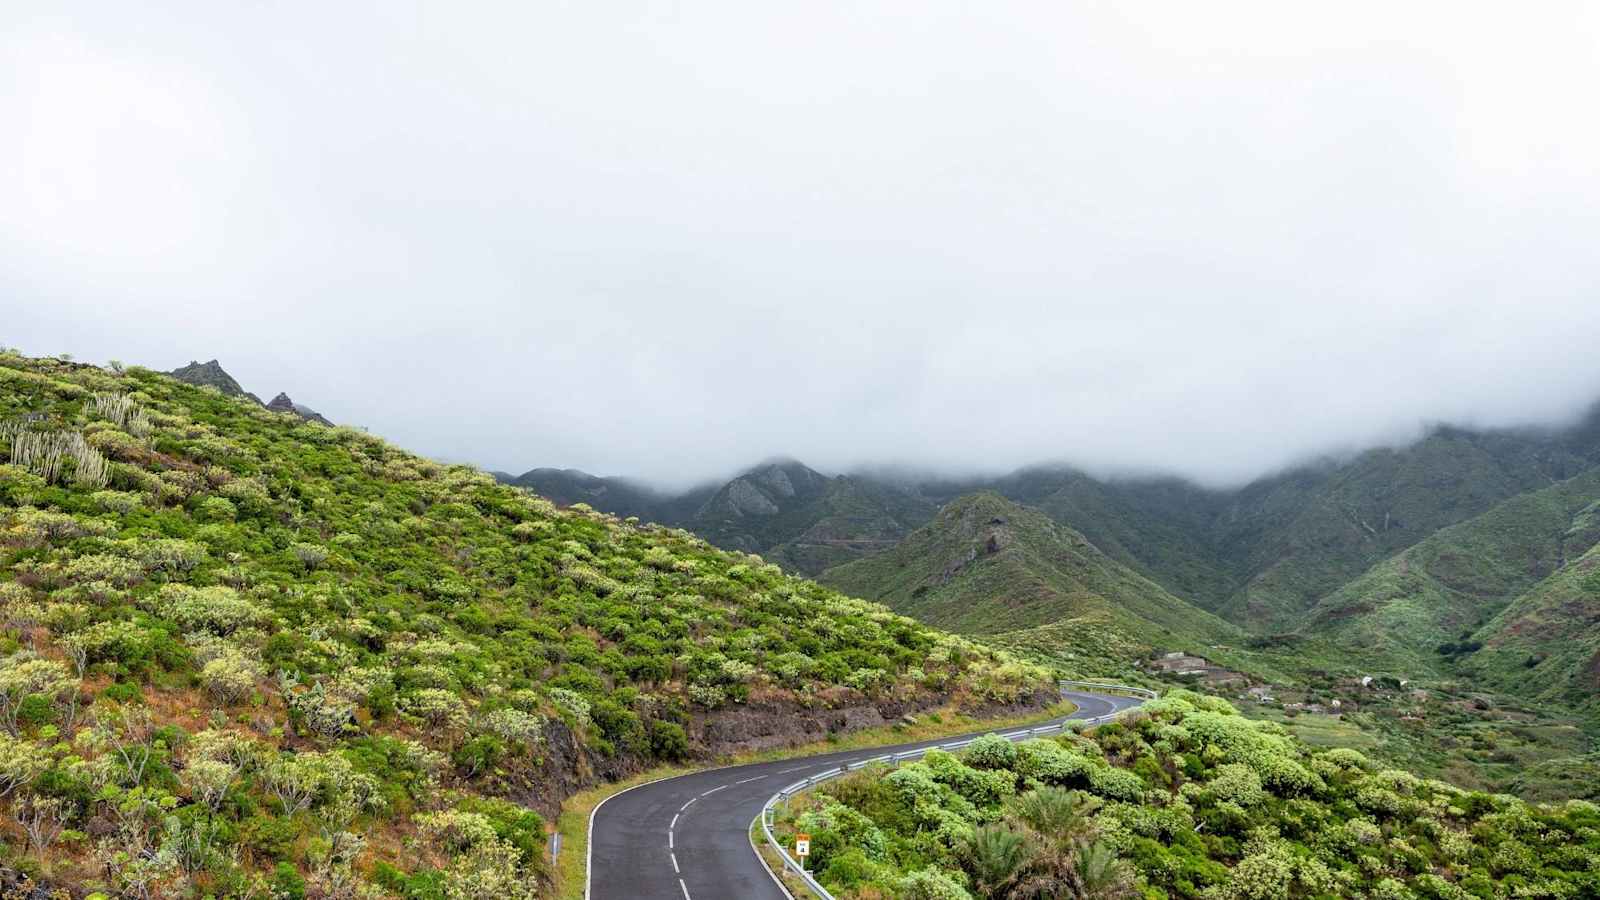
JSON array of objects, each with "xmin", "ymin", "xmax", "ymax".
[
  {"xmin": 168, "ymin": 359, "xmax": 262, "ymax": 404},
  {"xmin": 689, "ymin": 688, "xmax": 1055, "ymax": 757},
  {"xmin": 266, "ymin": 392, "xmax": 333, "ymax": 426}
]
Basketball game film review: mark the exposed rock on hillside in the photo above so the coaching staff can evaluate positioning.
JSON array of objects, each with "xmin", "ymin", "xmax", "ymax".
[
  {"xmin": 267, "ymin": 391, "xmax": 333, "ymax": 425},
  {"xmin": 168, "ymin": 358, "xmax": 263, "ymax": 404}
]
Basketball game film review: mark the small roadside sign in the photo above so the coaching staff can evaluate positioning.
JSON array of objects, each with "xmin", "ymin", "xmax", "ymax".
[{"xmin": 794, "ymin": 834, "xmax": 811, "ymax": 858}]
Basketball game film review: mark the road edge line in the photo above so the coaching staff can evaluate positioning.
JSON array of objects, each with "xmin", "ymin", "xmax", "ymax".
[{"xmin": 749, "ymin": 812, "xmax": 799, "ymax": 900}]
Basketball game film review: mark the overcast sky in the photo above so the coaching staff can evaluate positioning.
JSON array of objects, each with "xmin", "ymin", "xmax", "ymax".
[{"xmin": 5, "ymin": 3, "xmax": 1600, "ymax": 488}]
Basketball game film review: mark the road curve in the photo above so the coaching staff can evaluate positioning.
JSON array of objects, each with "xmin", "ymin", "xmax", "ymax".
[{"xmin": 588, "ymin": 690, "xmax": 1145, "ymax": 900}]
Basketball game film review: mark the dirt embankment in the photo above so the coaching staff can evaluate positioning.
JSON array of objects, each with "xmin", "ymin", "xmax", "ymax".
[{"xmin": 511, "ymin": 687, "xmax": 1057, "ymax": 820}]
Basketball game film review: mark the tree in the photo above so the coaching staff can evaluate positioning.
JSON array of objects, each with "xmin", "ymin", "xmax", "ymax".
[
  {"xmin": 0, "ymin": 733, "xmax": 46, "ymax": 797},
  {"xmin": 0, "ymin": 652, "xmax": 74, "ymax": 735},
  {"xmin": 19, "ymin": 794, "xmax": 69, "ymax": 861}
]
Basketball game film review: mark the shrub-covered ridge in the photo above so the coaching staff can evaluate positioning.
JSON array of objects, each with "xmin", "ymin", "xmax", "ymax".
[
  {"xmin": 0, "ymin": 352, "xmax": 1050, "ymax": 897},
  {"xmin": 774, "ymin": 690, "xmax": 1599, "ymax": 899}
]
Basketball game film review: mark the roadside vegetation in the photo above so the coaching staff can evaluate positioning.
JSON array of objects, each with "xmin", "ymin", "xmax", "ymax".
[
  {"xmin": 773, "ymin": 690, "xmax": 1600, "ymax": 899},
  {"xmin": 0, "ymin": 351, "xmax": 1051, "ymax": 897}
]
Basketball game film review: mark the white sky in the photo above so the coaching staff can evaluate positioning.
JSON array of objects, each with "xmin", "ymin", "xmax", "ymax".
[{"xmin": 5, "ymin": 2, "xmax": 1600, "ymax": 487}]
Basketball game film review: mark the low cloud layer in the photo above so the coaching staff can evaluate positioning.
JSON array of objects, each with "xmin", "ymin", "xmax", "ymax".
[{"xmin": 6, "ymin": 3, "xmax": 1600, "ymax": 488}]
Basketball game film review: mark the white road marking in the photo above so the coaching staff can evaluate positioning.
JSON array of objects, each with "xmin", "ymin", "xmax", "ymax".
[
  {"xmin": 776, "ymin": 766, "xmax": 805, "ymax": 774},
  {"xmin": 735, "ymin": 775, "xmax": 767, "ymax": 784},
  {"xmin": 668, "ymin": 830, "xmax": 674, "ymax": 849},
  {"xmin": 670, "ymin": 814, "xmax": 679, "ymax": 829},
  {"xmin": 680, "ymin": 797, "xmax": 696, "ymax": 811},
  {"xmin": 701, "ymin": 784, "xmax": 727, "ymax": 797},
  {"xmin": 679, "ymin": 877, "xmax": 692, "ymax": 899},
  {"xmin": 671, "ymin": 852, "xmax": 679, "ymax": 873}
]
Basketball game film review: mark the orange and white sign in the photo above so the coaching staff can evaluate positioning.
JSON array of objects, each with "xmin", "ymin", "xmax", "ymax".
[{"xmin": 794, "ymin": 833, "xmax": 811, "ymax": 857}]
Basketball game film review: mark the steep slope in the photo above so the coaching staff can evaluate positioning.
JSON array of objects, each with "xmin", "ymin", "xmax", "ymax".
[
  {"xmin": 1211, "ymin": 425, "xmax": 1600, "ymax": 630},
  {"xmin": 1298, "ymin": 465, "xmax": 1600, "ymax": 668},
  {"xmin": 1468, "ymin": 526, "xmax": 1600, "ymax": 719},
  {"xmin": 817, "ymin": 492, "xmax": 1239, "ymax": 645},
  {"xmin": 0, "ymin": 352, "xmax": 1052, "ymax": 896},
  {"xmin": 502, "ymin": 459, "xmax": 939, "ymax": 576},
  {"xmin": 973, "ymin": 468, "xmax": 1235, "ymax": 606},
  {"xmin": 759, "ymin": 476, "xmax": 938, "ymax": 575}
]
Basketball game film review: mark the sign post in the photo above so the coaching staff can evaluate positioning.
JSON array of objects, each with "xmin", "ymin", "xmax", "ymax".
[{"xmin": 794, "ymin": 833, "xmax": 810, "ymax": 872}]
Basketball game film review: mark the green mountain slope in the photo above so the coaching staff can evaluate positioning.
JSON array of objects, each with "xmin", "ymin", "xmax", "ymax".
[
  {"xmin": 923, "ymin": 468, "xmax": 1236, "ymax": 608},
  {"xmin": 1298, "ymin": 465, "xmax": 1600, "ymax": 669},
  {"xmin": 502, "ymin": 459, "xmax": 938, "ymax": 576},
  {"xmin": 817, "ymin": 492, "xmax": 1239, "ymax": 645},
  {"xmin": 761, "ymin": 476, "xmax": 939, "ymax": 575},
  {"xmin": 0, "ymin": 353, "xmax": 1051, "ymax": 895},
  {"xmin": 1468, "ymin": 526, "xmax": 1600, "ymax": 719},
  {"xmin": 1211, "ymin": 426, "xmax": 1600, "ymax": 630}
]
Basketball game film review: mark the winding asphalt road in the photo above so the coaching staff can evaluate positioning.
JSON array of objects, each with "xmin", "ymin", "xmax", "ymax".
[{"xmin": 588, "ymin": 689, "xmax": 1145, "ymax": 899}]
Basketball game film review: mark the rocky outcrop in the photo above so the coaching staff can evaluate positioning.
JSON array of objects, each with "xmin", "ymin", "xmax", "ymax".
[
  {"xmin": 168, "ymin": 359, "xmax": 263, "ymax": 404},
  {"xmin": 689, "ymin": 688, "xmax": 1056, "ymax": 756},
  {"xmin": 722, "ymin": 478, "xmax": 781, "ymax": 516},
  {"xmin": 266, "ymin": 392, "xmax": 333, "ymax": 426}
]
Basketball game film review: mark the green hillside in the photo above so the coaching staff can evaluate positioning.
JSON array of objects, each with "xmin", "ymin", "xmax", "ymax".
[
  {"xmin": 1211, "ymin": 427, "xmax": 1600, "ymax": 630},
  {"xmin": 772, "ymin": 690, "xmax": 1600, "ymax": 900},
  {"xmin": 761, "ymin": 476, "xmax": 939, "ymax": 575},
  {"xmin": 1469, "ymin": 533, "xmax": 1600, "ymax": 720},
  {"xmin": 1298, "ymin": 466, "xmax": 1600, "ymax": 669},
  {"xmin": 817, "ymin": 492, "xmax": 1239, "ymax": 646},
  {"xmin": 0, "ymin": 352, "xmax": 1051, "ymax": 895}
]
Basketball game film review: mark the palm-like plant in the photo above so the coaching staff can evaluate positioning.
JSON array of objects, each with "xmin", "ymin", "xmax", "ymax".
[
  {"xmin": 966, "ymin": 825, "xmax": 1035, "ymax": 897},
  {"xmin": 1075, "ymin": 839, "xmax": 1134, "ymax": 899},
  {"xmin": 1011, "ymin": 787, "xmax": 1099, "ymax": 842}
]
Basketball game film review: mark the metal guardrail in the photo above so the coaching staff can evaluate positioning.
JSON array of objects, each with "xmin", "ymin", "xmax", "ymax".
[
  {"xmin": 1058, "ymin": 679, "xmax": 1158, "ymax": 700},
  {"xmin": 757, "ymin": 680, "xmax": 1152, "ymax": 899}
]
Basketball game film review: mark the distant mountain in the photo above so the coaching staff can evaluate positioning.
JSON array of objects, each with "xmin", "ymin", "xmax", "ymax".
[
  {"xmin": 928, "ymin": 414, "xmax": 1600, "ymax": 633},
  {"xmin": 496, "ymin": 458, "xmax": 937, "ymax": 575},
  {"xmin": 1297, "ymin": 465, "xmax": 1600, "ymax": 660},
  {"xmin": 167, "ymin": 359, "xmax": 334, "ymax": 425},
  {"xmin": 498, "ymin": 407, "xmax": 1600, "ymax": 617},
  {"xmin": 501, "ymin": 467, "xmax": 713, "ymax": 523},
  {"xmin": 816, "ymin": 491, "xmax": 1239, "ymax": 645}
]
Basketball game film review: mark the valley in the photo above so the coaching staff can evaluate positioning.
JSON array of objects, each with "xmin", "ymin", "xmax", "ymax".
[{"xmin": 498, "ymin": 407, "xmax": 1600, "ymax": 800}]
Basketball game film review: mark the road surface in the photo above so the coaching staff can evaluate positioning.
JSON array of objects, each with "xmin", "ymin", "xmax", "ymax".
[{"xmin": 588, "ymin": 689, "xmax": 1144, "ymax": 899}]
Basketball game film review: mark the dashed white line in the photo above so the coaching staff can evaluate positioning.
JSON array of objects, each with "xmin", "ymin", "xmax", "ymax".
[
  {"xmin": 670, "ymin": 813, "xmax": 679, "ymax": 829},
  {"xmin": 734, "ymin": 775, "xmax": 767, "ymax": 784},
  {"xmin": 671, "ymin": 852, "xmax": 679, "ymax": 873},
  {"xmin": 700, "ymin": 784, "xmax": 727, "ymax": 797},
  {"xmin": 680, "ymin": 797, "xmax": 696, "ymax": 811},
  {"xmin": 668, "ymin": 830, "xmax": 674, "ymax": 849},
  {"xmin": 776, "ymin": 766, "xmax": 805, "ymax": 774},
  {"xmin": 679, "ymin": 878, "xmax": 692, "ymax": 900}
]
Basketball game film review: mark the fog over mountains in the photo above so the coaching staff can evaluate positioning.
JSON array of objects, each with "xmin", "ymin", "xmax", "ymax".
[{"xmin": 8, "ymin": 4, "xmax": 1600, "ymax": 486}]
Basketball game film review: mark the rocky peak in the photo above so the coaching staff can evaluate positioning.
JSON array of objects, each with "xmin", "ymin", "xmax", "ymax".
[
  {"xmin": 266, "ymin": 392, "xmax": 333, "ymax": 426},
  {"xmin": 168, "ymin": 359, "xmax": 255, "ymax": 401}
]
